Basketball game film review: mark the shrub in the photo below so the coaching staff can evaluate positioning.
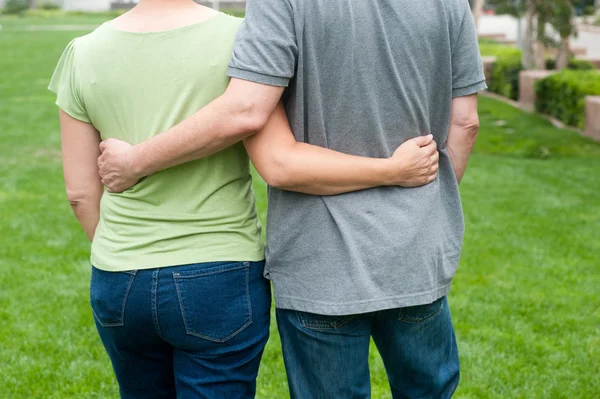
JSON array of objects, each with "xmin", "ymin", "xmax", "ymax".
[
  {"xmin": 64, "ymin": 10, "xmax": 124, "ymax": 18},
  {"xmin": 479, "ymin": 41, "xmax": 523, "ymax": 100},
  {"xmin": 2, "ymin": 0, "xmax": 29, "ymax": 15},
  {"xmin": 22, "ymin": 9, "xmax": 62, "ymax": 18},
  {"xmin": 546, "ymin": 58, "xmax": 597, "ymax": 71},
  {"xmin": 37, "ymin": 1, "xmax": 60, "ymax": 10},
  {"xmin": 535, "ymin": 70, "xmax": 600, "ymax": 129}
]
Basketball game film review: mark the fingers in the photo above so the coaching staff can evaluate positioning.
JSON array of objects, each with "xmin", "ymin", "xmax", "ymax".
[
  {"xmin": 412, "ymin": 134, "xmax": 434, "ymax": 147},
  {"xmin": 99, "ymin": 138, "xmax": 120, "ymax": 153}
]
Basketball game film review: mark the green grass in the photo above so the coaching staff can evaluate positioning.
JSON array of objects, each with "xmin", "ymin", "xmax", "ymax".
[{"xmin": 1, "ymin": 14, "xmax": 599, "ymax": 399}]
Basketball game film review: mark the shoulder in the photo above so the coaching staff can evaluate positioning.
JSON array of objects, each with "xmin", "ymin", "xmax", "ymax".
[
  {"xmin": 219, "ymin": 13, "xmax": 245, "ymax": 29},
  {"xmin": 443, "ymin": 0, "xmax": 471, "ymax": 21},
  {"xmin": 440, "ymin": 0, "xmax": 472, "ymax": 35},
  {"xmin": 63, "ymin": 24, "xmax": 109, "ymax": 59}
]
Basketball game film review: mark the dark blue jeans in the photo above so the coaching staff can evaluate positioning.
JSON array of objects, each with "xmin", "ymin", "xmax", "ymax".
[
  {"xmin": 276, "ymin": 296, "xmax": 459, "ymax": 399},
  {"xmin": 90, "ymin": 261, "xmax": 271, "ymax": 399}
]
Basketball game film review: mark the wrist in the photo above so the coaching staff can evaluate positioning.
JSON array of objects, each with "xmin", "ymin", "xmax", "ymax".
[
  {"xmin": 380, "ymin": 158, "xmax": 402, "ymax": 186},
  {"xmin": 129, "ymin": 144, "xmax": 148, "ymax": 179}
]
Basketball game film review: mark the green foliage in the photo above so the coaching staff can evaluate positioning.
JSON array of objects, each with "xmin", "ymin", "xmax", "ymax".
[
  {"xmin": 486, "ymin": 0, "xmax": 524, "ymax": 17},
  {"xmin": 37, "ymin": 1, "xmax": 60, "ymax": 10},
  {"xmin": 546, "ymin": 57, "xmax": 597, "ymax": 71},
  {"xmin": 477, "ymin": 95, "xmax": 600, "ymax": 159},
  {"xmin": 480, "ymin": 42, "xmax": 523, "ymax": 101},
  {"xmin": 221, "ymin": 8, "xmax": 246, "ymax": 18},
  {"xmin": 64, "ymin": 10, "xmax": 125, "ymax": 18},
  {"xmin": 535, "ymin": 70, "xmax": 600, "ymax": 128},
  {"xmin": 2, "ymin": 0, "xmax": 29, "ymax": 15}
]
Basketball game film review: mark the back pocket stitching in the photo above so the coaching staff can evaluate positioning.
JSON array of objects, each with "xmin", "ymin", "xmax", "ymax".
[
  {"xmin": 174, "ymin": 264, "xmax": 252, "ymax": 343},
  {"xmin": 173, "ymin": 263, "xmax": 248, "ymax": 279},
  {"xmin": 296, "ymin": 312, "xmax": 355, "ymax": 331},
  {"xmin": 397, "ymin": 300, "xmax": 444, "ymax": 324},
  {"xmin": 91, "ymin": 271, "xmax": 137, "ymax": 328}
]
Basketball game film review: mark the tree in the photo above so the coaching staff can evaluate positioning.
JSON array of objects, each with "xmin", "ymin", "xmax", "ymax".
[
  {"xmin": 522, "ymin": 0, "xmax": 536, "ymax": 69},
  {"xmin": 490, "ymin": 0, "xmax": 578, "ymax": 71},
  {"xmin": 544, "ymin": 1, "xmax": 576, "ymax": 70}
]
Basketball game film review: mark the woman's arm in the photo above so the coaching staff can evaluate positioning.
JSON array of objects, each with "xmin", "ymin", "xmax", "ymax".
[
  {"xmin": 59, "ymin": 110, "xmax": 104, "ymax": 241},
  {"xmin": 245, "ymin": 103, "xmax": 439, "ymax": 195}
]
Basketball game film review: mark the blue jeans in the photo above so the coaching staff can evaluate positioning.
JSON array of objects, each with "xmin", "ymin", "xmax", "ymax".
[
  {"xmin": 276, "ymin": 296, "xmax": 459, "ymax": 399},
  {"xmin": 90, "ymin": 261, "xmax": 271, "ymax": 399}
]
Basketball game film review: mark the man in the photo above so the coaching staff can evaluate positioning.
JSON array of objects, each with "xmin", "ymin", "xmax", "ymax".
[{"xmin": 99, "ymin": 0, "xmax": 486, "ymax": 397}]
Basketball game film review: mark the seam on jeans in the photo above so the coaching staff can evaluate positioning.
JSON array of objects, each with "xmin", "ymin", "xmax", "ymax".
[
  {"xmin": 172, "ymin": 263, "xmax": 247, "ymax": 279},
  {"xmin": 397, "ymin": 300, "xmax": 445, "ymax": 324},
  {"xmin": 152, "ymin": 269, "xmax": 166, "ymax": 340},
  {"xmin": 245, "ymin": 262, "xmax": 253, "ymax": 327},
  {"xmin": 173, "ymin": 263, "xmax": 253, "ymax": 343},
  {"xmin": 91, "ymin": 271, "xmax": 136, "ymax": 328},
  {"xmin": 295, "ymin": 312, "xmax": 356, "ymax": 331}
]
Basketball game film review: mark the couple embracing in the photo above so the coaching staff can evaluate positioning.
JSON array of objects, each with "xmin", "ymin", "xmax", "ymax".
[{"xmin": 49, "ymin": 0, "xmax": 485, "ymax": 398}]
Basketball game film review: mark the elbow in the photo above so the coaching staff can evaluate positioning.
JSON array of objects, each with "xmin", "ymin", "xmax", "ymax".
[
  {"xmin": 465, "ymin": 115, "xmax": 480, "ymax": 136},
  {"xmin": 263, "ymin": 171, "xmax": 290, "ymax": 189},
  {"xmin": 65, "ymin": 187, "xmax": 101, "ymax": 209},
  {"xmin": 258, "ymin": 154, "xmax": 295, "ymax": 189},
  {"xmin": 240, "ymin": 110, "xmax": 271, "ymax": 134},
  {"xmin": 469, "ymin": 117, "xmax": 480, "ymax": 137},
  {"xmin": 229, "ymin": 96, "xmax": 272, "ymax": 135},
  {"xmin": 455, "ymin": 115, "xmax": 480, "ymax": 141}
]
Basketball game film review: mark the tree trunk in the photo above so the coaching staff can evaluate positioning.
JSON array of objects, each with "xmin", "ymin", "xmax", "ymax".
[
  {"xmin": 472, "ymin": 0, "xmax": 484, "ymax": 34},
  {"xmin": 533, "ymin": 41, "xmax": 547, "ymax": 69},
  {"xmin": 522, "ymin": 1, "xmax": 536, "ymax": 70},
  {"xmin": 555, "ymin": 37, "xmax": 570, "ymax": 70},
  {"xmin": 534, "ymin": 5, "xmax": 547, "ymax": 70}
]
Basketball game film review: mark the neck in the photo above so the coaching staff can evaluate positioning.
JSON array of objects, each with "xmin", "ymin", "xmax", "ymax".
[
  {"xmin": 136, "ymin": 0, "xmax": 197, "ymax": 10},
  {"xmin": 111, "ymin": 0, "xmax": 216, "ymax": 32}
]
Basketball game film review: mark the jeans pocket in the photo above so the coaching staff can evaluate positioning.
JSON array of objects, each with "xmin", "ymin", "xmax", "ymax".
[
  {"xmin": 295, "ymin": 311, "xmax": 355, "ymax": 331},
  {"xmin": 173, "ymin": 262, "xmax": 252, "ymax": 343},
  {"xmin": 90, "ymin": 267, "xmax": 136, "ymax": 328},
  {"xmin": 397, "ymin": 296, "xmax": 446, "ymax": 323}
]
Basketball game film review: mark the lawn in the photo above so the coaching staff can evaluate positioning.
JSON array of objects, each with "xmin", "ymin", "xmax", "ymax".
[{"xmin": 1, "ymin": 12, "xmax": 599, "ymax": 399}]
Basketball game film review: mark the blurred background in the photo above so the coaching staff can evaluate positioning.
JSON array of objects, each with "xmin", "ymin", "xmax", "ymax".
[{"xmin": 0, "ymin": 1, "xmax": 599, "ymax": 398}]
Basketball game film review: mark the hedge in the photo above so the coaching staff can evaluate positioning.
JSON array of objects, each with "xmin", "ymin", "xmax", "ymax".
[
  {"xmin": 545, "ymin": 58, "xmax": 597, "ymax": 71},
  {"xmin": 2, "ymin": 0, "xmax": 28, "ymax": 14},
  {"xmin": 480, "ymin": 41, "xmax": 523, "ymax": 100},
  {"xmin": 535, "ymin": 70, "xmax": 600, "ymax": 129},
  {"xmin": 480, "ymin": 40, "xmax": 599, "ymax": 103}
]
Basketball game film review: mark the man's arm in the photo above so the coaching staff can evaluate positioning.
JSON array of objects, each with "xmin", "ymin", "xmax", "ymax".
[
  {"xmin": 246, "ymin": 103, "xmax": 439, "ymax": 195},
  {"xmin": 446, "ymin": 94, "xmax": 480, "ymax": 184},
  {"xmin": 98, "ymin": 79, "xmax": 284, "ymax": 192},
  {"xmin": 60, "ymin": 110, "xmax": 104, "ymax": 241}
]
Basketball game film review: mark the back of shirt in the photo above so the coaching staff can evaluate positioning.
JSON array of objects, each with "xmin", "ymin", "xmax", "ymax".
[
  {"xmin": 229, "ymin": 0, "xmax": 486, "ymax": 315},
  {"xmin": 50, "ymin": 14, "xmax": 264, "ymax": 271}
]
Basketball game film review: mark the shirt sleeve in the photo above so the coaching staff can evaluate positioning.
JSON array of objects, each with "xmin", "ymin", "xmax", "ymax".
[
  {"xmin": 451, "ymin": 4, "xmax": 487, "ymax": 98},
  {"xmin": 48, "ymin": 39, "xmax": 91, "ymax": 123},
  {"xmin": 227, "ymin": 0, "xmax": 298, "ymax": 87}
]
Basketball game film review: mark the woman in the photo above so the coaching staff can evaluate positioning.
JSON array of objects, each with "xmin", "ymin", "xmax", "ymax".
[{"xmin": 49, "ymin": 1, "xmax": 438, "ymax": 398}]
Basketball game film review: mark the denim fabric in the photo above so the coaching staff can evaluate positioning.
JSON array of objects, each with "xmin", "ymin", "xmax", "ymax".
[
  {"xmin": 276, "ymin": 296, "xmax": 459, "ymax": 399},
  {"xmin": 90, "ymin": 261, "xmax": 271, "ymax": 399}
]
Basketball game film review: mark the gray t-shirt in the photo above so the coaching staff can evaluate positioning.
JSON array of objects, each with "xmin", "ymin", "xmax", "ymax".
[{"xmin": 229, "ymin": 0, "xmax": 487, "ymax": 315}]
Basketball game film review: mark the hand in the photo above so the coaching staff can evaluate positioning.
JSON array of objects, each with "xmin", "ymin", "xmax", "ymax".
[
  {"xmin": 98, "ymin": 139, "xmax": 141, "ymax": 193},
  {"xmin": 388, "ymin": 134, "xmax": 439, "ymax": 187}
]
